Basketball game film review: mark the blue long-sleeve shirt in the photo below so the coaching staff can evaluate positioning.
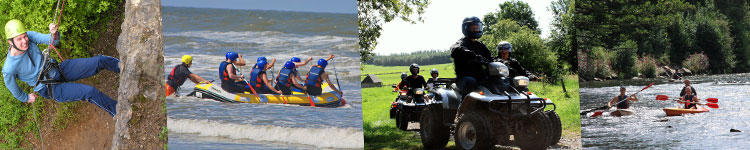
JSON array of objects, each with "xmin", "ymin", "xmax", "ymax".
[{"xmin": 2, "ymin": 31, "xmax": 61, "ymax": 102}]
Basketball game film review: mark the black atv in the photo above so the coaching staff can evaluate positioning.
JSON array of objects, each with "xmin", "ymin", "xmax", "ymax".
[
  {"xmin": 389, "ymin": 85, "xmax": 429, "ymax": 131},
  {"xmin": 419, "ymin": 62, "xmax": 562, "ymax": 150}
]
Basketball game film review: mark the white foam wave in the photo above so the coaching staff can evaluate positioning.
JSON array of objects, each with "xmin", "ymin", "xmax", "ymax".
[
  {"xmin": 168, "ymin": 118, "xmax": 364, "ymax": 149},
  {"xmin": 165, "ymin": 31, "xmax": 357, "ymax": 49}
]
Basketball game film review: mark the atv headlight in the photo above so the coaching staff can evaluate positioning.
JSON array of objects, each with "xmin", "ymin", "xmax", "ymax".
[
  {"xmin": 513, "ymin": 76, "xmax": 530, "ymax": 88},
  {"xmin": 488, "ymin": 62, "xmax": 510, "ymax": 77},
  {"xmin": 400, "ymin": 92, "xmax": 407, "ymax": 96},
  {"xmin": 415, "ymin": 88, "xmax": 424, "ymax": 95}
]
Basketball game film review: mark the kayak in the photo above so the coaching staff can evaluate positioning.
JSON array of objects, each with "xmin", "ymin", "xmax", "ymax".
[
  {"xmin": 663, "ymin": 107, "xmax": 709, "ymax": 116},
  {"xmin": 610, "ymin": 109, "xmax": 634, "ymax": 117},
  {"xmin": 188, "ymin": 82, "xmax": 345, "ymax": 107}
]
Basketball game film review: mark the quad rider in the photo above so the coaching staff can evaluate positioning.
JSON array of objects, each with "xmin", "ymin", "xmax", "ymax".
[
  {"xmin": 166, "ymin": 55, "xmax": 211, "ymax": 96},
  {"xmin": 450, "ymin": 16, "xmax": 492, "ymax": 96},
  {"xmin": 608, "ymin": 86, "xmax": 639, "ymax": 109},
  {"xmin": 426, "ymin": 68, "xmax": 440, "ymax": 89},
  {"xmin": 304, "ymin": 55, "xmax": 342, "ymax": 96},
  {"xmin": 275, "ymin": 61, "xmax": 306, "ymax": 95},
  {"xmin": 396, "ymin": 72, "xmax": 409, "ymax": 90},
  {"xmin": 397, "ymin": 63, "xmax": 427, "ymax": 103},
  {"xmin": 3, "ymin": 19, "xmax": 120, "ymax": 117},
  {"xmin": 493, "ymin": 41, "xmax": 537, "ymax": 80},
  {"xmin": 249, "ymin": 58, "xmax": 282, "ymax": 94}
]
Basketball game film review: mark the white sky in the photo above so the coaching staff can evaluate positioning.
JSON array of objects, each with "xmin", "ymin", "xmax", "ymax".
[{"xmin": 374, "ymin": 0, "xmax": 554, "ymax": 55}]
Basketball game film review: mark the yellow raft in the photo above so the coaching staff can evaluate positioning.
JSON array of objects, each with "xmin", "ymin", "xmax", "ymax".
[{"xmin": 189, "ymin": 82, "xmax": 345, "ymax": 107}]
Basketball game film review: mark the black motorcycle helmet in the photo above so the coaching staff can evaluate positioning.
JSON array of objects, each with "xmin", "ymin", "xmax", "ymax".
[
  {"xmin": 497, "ymin": 41, "xmax": 512, "ymax": 54},
  {"xmin": 430, "ymin": 68, "xmax": 438, "ymax": 75},
  {"xmin": 462, "ymin": 16, "xmax": 484, "ymax": 39},
  {"xmin": 401, "ymin": 72, "xmax": 408, "ymax": 80},
  {"xmin": 409, "ymin": 63, "xmax": 420, "ymax": 75}
]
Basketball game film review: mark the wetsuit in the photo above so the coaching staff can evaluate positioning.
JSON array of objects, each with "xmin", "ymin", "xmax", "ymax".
[
  {"xmin": 219, "ymin": 61, "xmax": 247, "ymax": 93},
  {"xmin": 166, "ymin": 63, "xmax": 191, "ymax": 96},
  {"xmin": 249, "ymin": 66, "xmax": 271, "ymax": 94},
  {"xmin": 276, "ymin": 67, "xmax": 294, "ymax": 95},
  {"xmin": 684, "ymin": 95, "xmax": 697, "ymax": 109},
  {"xmin": 450, "ymin": 37, "xmax": 492, "ymax": 96},
  {"xmin": 305, "ymin": 66, "xmax": 326, "ymax": 95},
  {"xmin": 616, "ymin": 95, "xmax": 629, "ymax": 109}
]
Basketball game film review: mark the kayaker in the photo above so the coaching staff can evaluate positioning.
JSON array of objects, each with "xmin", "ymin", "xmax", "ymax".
[
  {"xmin": 679, "ymin": 80, "xmax": 697, "ymax": 97},
  {"xmin": 276, "ymin": 61, "xmax": 306, "ymax": 95},
  {"xmin": 607, "ymin": 86, "xmax": 639, "ymax": 109},
  {"xmin": 249, "ymin": 59, "xmax": 282, "ymax": 94},
  {"xmin": 166, "ymin": 55, "xmax": 211, "ymax": 96},
  {"xmin": 304, "ymin": 56, "xmax": 343, "ymax": 96},
  {"xmin": 680, "ymin": 86, "xmax": 699, "ymax": 109},
  {"xmin": 3, "ymin": 19, "xmax": 119, "ymax": 117},
  {"xmin": 426, "ymin": 68, "xmax": 440, "ymax": 89},
  {"xmin": 493, "ymin": 41, "xmax": 538, "ymax": 80},
  {"xmin": 219, "ymin": 52, "xmax": 252, "ymax": 93}
]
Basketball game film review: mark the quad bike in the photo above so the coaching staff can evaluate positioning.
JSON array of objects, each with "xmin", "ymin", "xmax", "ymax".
[
  {"xmin": 389, "ymin": 85, "xmax": 428, "ymax": 131},
  {"xmin": 419, "ymin": 62, "xmax": 562, "ymax": 150}
]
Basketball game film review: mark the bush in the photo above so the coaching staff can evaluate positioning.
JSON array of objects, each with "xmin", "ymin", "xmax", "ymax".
[
  {"xmin": 612, "ymin": 40, "xmax": 638, "ymax": 78},
  {"xmin": 682, "ymin": 52, "xmax": 710, "ymax": 74},
  {"xmin": 482, "ymin": 19, "xmax": 560, "ymax": 83},
  {"xmin": 578, "ymin": 47, "xmax": 613, "ymax": 80},
  {"xmin": 636, "ymin": 55, "xmax": 658, "ymax": 78}
]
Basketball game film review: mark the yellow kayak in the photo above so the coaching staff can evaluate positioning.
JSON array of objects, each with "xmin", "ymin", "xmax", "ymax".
[{"xmin": 189, "ymin": 82, "xmax": 345, "ymax": 107}]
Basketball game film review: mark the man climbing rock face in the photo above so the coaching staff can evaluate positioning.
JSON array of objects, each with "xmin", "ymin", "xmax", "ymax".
[{"xmin": 3, "ymin": 19, "xmax": 120, "ymax": 117}]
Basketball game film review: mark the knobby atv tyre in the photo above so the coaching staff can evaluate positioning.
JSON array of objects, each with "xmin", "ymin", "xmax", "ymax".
[
  {"xmin": 454, "ymin": 111, "xmax": 493, "ymax": 150},
  {"xmin": 546, "ymin": 110, "xmax": 562, "ymax": 146},
  {"xmin": 516, "ymin": 112, "xmax": 552, "ymax": 150},
  {"xmin": 396, "ymin": 109, "xmax": 409, "ymax": 131},
  {"xmin": 419, "ymin": 106, "xmax": 449, "ymax": 149}
]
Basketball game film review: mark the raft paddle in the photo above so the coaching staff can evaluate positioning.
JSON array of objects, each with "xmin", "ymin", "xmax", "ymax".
[
  {"xmin": 232, "ymin": 63, "xmax": 262, "ymax": 102},
  {"xmin": 331, "ymin": 57, "xmax": 346, "ymax": 106}
]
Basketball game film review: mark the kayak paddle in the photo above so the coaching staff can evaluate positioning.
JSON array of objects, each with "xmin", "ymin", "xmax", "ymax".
[
  {"xmin": 580, "ymin": 106, "xmax": 609, "ymax": 115},
  {"xmin": 656, "ymin": 95, "xmax": 718, "ymax": 103}
]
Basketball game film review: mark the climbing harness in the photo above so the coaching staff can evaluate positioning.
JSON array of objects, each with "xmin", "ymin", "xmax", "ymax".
[{"xmin": 33, "ymin": 1, "xmax": 68, "ymax": 149}]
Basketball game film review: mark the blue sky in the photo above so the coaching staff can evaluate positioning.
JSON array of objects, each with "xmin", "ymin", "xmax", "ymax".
[{"xmin": 161, "ymin": 0, "xmax": 356, "ymax": 14}]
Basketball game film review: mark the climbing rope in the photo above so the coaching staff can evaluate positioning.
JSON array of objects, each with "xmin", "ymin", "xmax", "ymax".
[
  {"xmin": 47, "ymin": 0, "xmax": 66, "ymax": 61},
  {"xmin": 32, "ymin": 102, "xmax": 43, "ymax": 150}
]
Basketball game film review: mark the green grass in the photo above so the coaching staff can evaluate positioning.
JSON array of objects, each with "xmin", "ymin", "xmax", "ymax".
[{"xmin": 362, "ymin": 64, "xmax": 580, "ymax": 149}]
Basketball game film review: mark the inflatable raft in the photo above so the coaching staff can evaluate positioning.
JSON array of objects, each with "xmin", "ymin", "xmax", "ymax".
[{"xmin": 188, "ymin": 82, "xmax": 345, "ymax": 107}]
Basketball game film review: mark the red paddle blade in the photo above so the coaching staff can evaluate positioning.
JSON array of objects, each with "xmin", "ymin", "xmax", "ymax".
[
  {"xmin": 706, "ymin": 103, "xmax": 719, "ymax": 109},
  {"xmin": 591, "ymin": 111, "xmax": 603, "ymax": 118},
  {"xmin": 655, "ymin": 95, "xmax": 670, "ymax": 100},
  {"xmin": 705, "ymin": 98, "xmax": 718, "ymax": 103}
]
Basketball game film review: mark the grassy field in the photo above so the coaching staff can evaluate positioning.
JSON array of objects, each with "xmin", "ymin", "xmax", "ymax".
[{"xmin": 362, "ymin": 64, "xmax": 580, "ymax": 149}]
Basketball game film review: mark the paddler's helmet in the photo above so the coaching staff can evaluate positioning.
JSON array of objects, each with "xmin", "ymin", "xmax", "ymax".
[
  {"xmin": 317, "ymin": 59, "xmax": 328, "ymax": 68},
  {"xmin": 225, "ymin": 52, "xmax": 239, "ymax": 62},
  {"xmin": 290, "ymin": 57, "xmax": 301, "ymax": 63},
  {"xmin": 181, "ymin": 55, "xmax": 193, "ymax": 64},
  {"xmin": 257, "ymin": 56, "xmax": 267, "ymax": 63},
  {"xmin": 283, "ymin": 61, "xmax": 295, "ymax": 69},
  {"xmin": 256, "ymin": 60, "xmax": 268, "ymax": 69},
  {"xmin": 4, "ymin": 19, "xmax": 26, "ymax": 40},
  {"xmin": 461, "ymin": 16, "xmax": 483, "ymax": 39}
]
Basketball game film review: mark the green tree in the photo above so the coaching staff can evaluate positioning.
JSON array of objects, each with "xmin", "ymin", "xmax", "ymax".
[
  {"xmin": 481, "ymin": 19, "xmax": 559, "ymax": 83},
  {"xmin": 548, "ymin": 0, "xmax": 577, "ymax": 72},
  {"xmin": 483, "ymin": 0, "xmax": 539, "ymax": 34},
  {"xmin": 612, "ymin": 40, "xmax": 637, "ymax": 78},
  {"xmin": 358, "ymin": 0, "xmax": 429, "ymax": 63}
]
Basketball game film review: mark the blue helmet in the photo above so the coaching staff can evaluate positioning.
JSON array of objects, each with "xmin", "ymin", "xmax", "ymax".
[
  {"xmin": 290, "ymin": 57, "xmax": 301, "ymax": 62},
  {"xmin": 283, "ymin": 61, "xmax": 295, "ymax": 69},
  {"xmin": 317, "ymin": 59, "xmax": 328, "ymax": 68},
  {"xmin": 256, "ymin": 60, "xmax": 268, "ymax": 69},
  {"xmin": 226, "ymin": 52, "xmax": 239, "ymax": 62},
  {"xmin": 461, "ymin": 16, "xmax": 483, "ymax": 39},
  {"xmin": 257, "ymin": 56, "xmax": 267, "ymax": 63}
]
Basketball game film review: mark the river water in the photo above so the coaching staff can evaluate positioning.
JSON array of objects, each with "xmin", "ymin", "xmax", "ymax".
[
  {"xmin": 162, "ymin": 7, "xmax": 363, "ymax": 149},
  {"xmin": 580, "ymin": 73, "xmax": 750, "ymax": 149}
]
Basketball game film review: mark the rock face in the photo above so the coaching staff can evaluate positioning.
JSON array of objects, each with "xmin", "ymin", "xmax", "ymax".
[{"xmin": 111, "ymin": 0, "xmax": 164, "ymax": 149}]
